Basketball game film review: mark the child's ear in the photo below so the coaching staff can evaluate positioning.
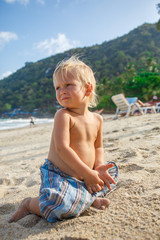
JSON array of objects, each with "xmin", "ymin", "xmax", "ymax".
[{"xmin": 85, "ymin": 82, "xmax": 93, "ymax": 96}]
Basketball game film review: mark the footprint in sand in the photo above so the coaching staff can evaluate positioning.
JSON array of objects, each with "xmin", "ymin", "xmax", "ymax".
[
  {"xmin": 129, "ymin": 137, "xmax": 141, "ymax": 141},
  {"xmin": 120, "ymin": 159, "xmax": 128, "ymax": 163},
  {"xmin": 152, "ymin": 127, "xmax": 160, "ymax": 132},
  {"xmin": 0, "ymin": 177, "xmax": 25, "ymax": 186},
  {"xmin": 60, "ymin": 237, "xmax": 89, "ymax": 240},
  {"xmin": 0, "ymin": 178, "xmax": 13, "ymax": 186},
  {"xmin": 112, "ymin": 130, "xmax": 119, "ymax": 133},
  {"xmin": 116, "ymin": 179, "xmax": 135, "ymax": 188},
  {"xmin": 26, "ymin": 179, "xmax": 39, "ymax": 187},
  {"xmin": 103, "ymin": 136, "xmax": 119, "ymax": 142},
  {"xmin": 143, "ymin": 127, "xmax": 160, "ymax": 138},
  {"xmin": 145, "ymin": 168, "xmax": 156, "ymax": 173},
  {"xmin": 151, "ymin": 151, "xmax": 157, "ymax": 155},
  {"xmin": 0, "ymin": 203, "xmax": 15, "ymax": 215},
  {"xmin": 139, "ymin": 148, "xmax": 150, "ymax": 151},
  {"xmin": 120, "ymin": 150, "xmax": 137, "ymax": 159},
  {"xmin": 13, "ymin": 177, "xmax": 25, "ymax": 185},
  {"xmin": 17, "ymin": 214, "xmax": 41, "ymax": 228},
  {"xmin": 103, "ymin": 142, "xmax": 115, "ymax": 149},
  {"xmin": 107, "ymin": 137, "xmax": 119, "ymax": 142},
  {"xmin": 124, "ymin": 163, "xmax": 144, "ymax": 172},
  {"xmin": 80, "ymin": 207, "xmax": 98, "ymax": 217},
  {"xmin": 108, "ymin": 148, "xmax": 120, "ymax": 152}
]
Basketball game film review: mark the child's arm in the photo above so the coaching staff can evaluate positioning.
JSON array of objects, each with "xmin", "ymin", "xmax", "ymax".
[
  {"xmin": 53, "ymin": 110, "xmax": 104, "ymax": 193},
  {"xmin": 94, "ymin": 114, "xmax": 105, "ymax": 168},
  {"xmin": 94, "ymin": 115, "xmax": 116, "ymax": 190}
]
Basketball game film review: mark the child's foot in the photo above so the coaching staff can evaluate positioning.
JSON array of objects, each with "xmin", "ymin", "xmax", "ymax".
[
  {"xmin": 92, "ymin": 198, "xmax": 110, "ymax": 210},
  {"xmin": 8, "ymin": 197, "xmax": 31, "ymax": 223}
]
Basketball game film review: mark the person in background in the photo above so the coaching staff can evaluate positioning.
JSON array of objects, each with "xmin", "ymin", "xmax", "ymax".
[{"xmin": 30, "ymin": 116, "xmax": 35, "ymax": 127}]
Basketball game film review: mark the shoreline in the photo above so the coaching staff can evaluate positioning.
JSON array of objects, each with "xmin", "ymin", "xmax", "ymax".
[
  {"xmin": 0, "ymin": 118, "xmax": 54, "ymax": 131},
  {"xmin": 0, "ymin": 114, "xmax": 160, "ymax": 240},
  {"xmin": 0, "ymin": 114, "xmax": 114, "ymax": 131}
]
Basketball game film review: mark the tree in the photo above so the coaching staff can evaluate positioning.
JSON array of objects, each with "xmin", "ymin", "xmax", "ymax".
[
  {"xmin": 156, "ymin": 3, "xmax": 160, "ymax": 31},
  {"xmin": 124, "ymin": 72, "xmax": 160, "ymax": 101},
  {"xmin": 4, "ymin": 103, "xmax": 12, "ymax": 111}
]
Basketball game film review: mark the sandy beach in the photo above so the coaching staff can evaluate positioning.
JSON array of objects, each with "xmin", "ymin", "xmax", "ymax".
[{"xmin": 0, "ymin": 113, "xmax": 160, "ymax": 240}]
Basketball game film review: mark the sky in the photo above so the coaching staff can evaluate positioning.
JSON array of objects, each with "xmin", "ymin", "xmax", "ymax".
[{"xmin": 0, "ymin": 0, "xmax": 159, "ymax": 80}]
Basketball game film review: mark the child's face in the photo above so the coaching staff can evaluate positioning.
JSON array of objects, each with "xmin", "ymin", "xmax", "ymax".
[{"xmin": 54, "ymin": 72, "xmax": 87, "ymax": 109}]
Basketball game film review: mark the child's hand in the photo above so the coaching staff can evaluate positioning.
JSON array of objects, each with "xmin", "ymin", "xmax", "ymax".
[
  {"xmin": 95, "ymin": 163, "xmax": 116, "ymax": 190},
  {"xmin": 83, "ymin": 169, "xmax": 104, "ymax": 194}
]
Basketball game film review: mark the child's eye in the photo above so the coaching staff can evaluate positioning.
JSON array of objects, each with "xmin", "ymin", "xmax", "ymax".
[
  {"xmin": 66, "ymin": 83, "xmax": 72, "ymax": 87},
  {"xmin": 56, "ymin": 86, "xmax": 60, "ymax": 90}
]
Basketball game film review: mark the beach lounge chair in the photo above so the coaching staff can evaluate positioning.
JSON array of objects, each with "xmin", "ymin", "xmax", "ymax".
[
  {"xmin": 111, "ymin": 93, "xmax": 142, "ymax": 119},
  {"xmin": 155, "ymin": 102, "xmax": 160, "ymax": 113},
  {"xmin": 137, "ymin": 105, "xmax": 157, "ymax": 114},
  {"xmin": 126, "ymin": 97, "xmax": 138, "ymax": 104}
]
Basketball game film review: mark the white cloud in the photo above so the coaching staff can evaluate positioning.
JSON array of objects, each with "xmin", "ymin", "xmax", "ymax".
[
  {"xmin": 5, "ymin": 0, "xmax": 29, "ymax": 5},
  {"xmin": 36, "ymin": 0, "xmax": 45, "ymax": 5},
  {"xmin": 1, "ymin": 71, "xmax": 12, "ymax": 79},
  {"xmin": 0, "ymin": 32, "xmax": 18, "ymax": 50},
  {"xmin": 35, "ymin": 33, "xmax": 80, "ymax": 56},
  {"xmin": 5, "ymin": 0, "xmax": 45, "ymax": 5}
]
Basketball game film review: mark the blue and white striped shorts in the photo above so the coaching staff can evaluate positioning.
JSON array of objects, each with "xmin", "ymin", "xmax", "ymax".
[{"xmin": 39, "ymin": 159, "xmax": 118, "ymax": 222}]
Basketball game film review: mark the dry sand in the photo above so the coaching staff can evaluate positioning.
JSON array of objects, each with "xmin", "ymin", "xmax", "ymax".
[{"xmin": 0, "ymin": 114, "xmax": 160, "ymax": 240}]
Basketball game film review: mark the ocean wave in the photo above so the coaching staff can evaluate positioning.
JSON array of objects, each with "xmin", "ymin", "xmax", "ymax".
[{"xmin": 0, "ymin": 118, "xmax": 54, "ymax": 130}]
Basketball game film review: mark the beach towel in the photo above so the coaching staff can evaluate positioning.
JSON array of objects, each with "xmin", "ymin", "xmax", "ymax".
[{"xmin": 39, "ymin": 159, "xmax": 118, "ymax": 222}]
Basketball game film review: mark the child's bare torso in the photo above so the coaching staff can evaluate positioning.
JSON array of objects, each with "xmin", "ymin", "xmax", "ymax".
[{"xmin": 48, "ymin": 110, "xmax": 101, "ymax": 179}]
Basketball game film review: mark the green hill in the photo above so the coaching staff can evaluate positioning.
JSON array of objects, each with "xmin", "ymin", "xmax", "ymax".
[{"xmin": 0, "ymin": 23, "xmax": 160, "ymax": 116}]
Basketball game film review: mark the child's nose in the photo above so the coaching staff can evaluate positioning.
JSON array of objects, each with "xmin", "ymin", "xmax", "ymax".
[{"xmin": 60, "ymin": 87, "xmax": 67, "ymax": 94}]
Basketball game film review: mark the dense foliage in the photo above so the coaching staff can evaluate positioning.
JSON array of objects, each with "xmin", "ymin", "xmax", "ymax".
[
  {"xmin": 156, "ymin": 3, "xmax": 160, "ymax": 31},
  {"xmin": 0, "ymin": 23, "xmax": 160, "ymax": 116}
]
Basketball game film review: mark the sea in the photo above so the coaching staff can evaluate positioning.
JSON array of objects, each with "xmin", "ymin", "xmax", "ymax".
[{"xmin": 0, "ymin": 118, "xmax": 54, "ymax": 131}]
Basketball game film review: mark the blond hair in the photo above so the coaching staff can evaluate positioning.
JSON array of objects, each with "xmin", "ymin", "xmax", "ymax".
[{"xmin": 53, "ymin": 56, "xmax": 98, "ymax": 108}]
